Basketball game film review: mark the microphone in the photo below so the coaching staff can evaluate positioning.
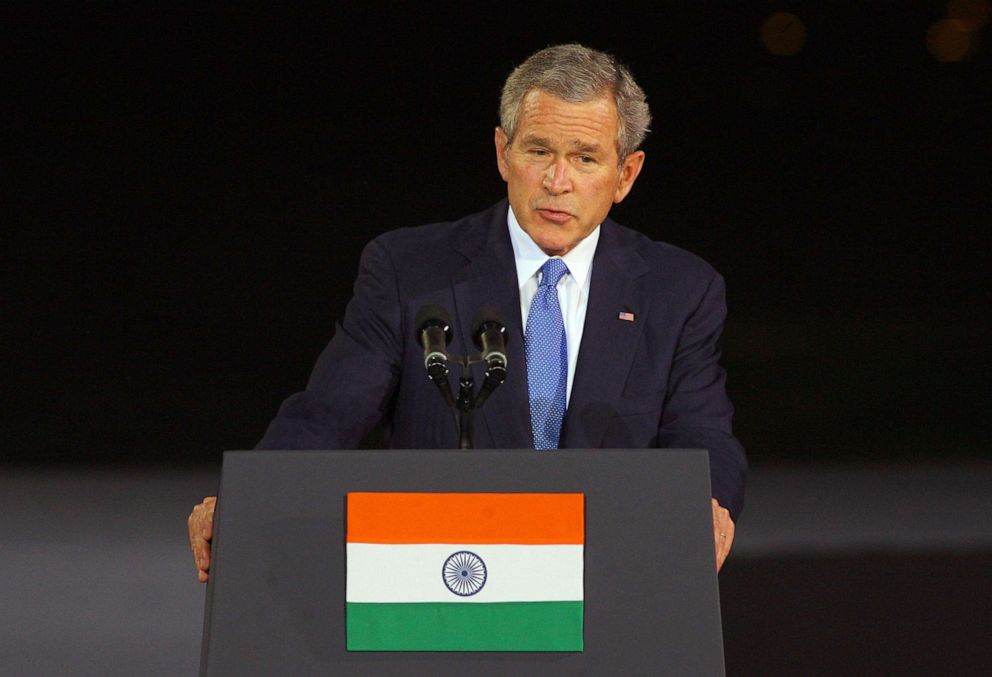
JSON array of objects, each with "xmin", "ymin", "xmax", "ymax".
[
  {"xmin": 472, "ymin": 307, "xmax": 508, "ymax": 407},
  {"xmin": 415, "ymin": 305, "xmax": 455, "ymax": 406}
]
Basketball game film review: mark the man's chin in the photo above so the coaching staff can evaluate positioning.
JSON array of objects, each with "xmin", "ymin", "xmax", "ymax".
[{"xmin": 529, "ymin": 232, "xmax": 573, "ymax": 257}]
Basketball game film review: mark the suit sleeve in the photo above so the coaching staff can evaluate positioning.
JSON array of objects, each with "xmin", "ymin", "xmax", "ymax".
[
  {"xmin": 656, "ymin": 271, "xmax": 747, "ymax": 521},
  {"xmin": 255, "ymin": 238, "xmax": 404, "ymax": 450}
]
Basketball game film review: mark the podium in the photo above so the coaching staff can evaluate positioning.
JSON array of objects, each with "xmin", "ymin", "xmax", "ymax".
[{"xmin": 200, "ymin": 449, "xmax": 725, "ymax": 675}]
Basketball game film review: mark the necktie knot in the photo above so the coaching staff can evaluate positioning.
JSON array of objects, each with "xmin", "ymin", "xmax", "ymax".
[{"xmin": 539, "ymin": 258, "xmax": 569, "ymax": 288}]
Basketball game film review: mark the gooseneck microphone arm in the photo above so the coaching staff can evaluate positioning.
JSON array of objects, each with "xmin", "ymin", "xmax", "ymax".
[{"xmin": 414, "ymin": 304, "xmax": 509, "ymax": 449}]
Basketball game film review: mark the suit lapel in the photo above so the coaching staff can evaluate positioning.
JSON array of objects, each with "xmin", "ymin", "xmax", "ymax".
[
  {"xmin": 449, "ymin": 202, "xmax": 532, "ymax": 449},
  {"xmin": 561, "ymin": 220, "xmax": 650, "ymax": 449}
]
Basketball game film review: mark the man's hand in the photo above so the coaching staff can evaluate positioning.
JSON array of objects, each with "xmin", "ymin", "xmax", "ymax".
[
  {"xmin": 712, "ymin": 498, "xmax": 735, "ymax": 572},
  {"xmin": 188, "ymin": 496, "xmax": 216, "ymax": 583}
]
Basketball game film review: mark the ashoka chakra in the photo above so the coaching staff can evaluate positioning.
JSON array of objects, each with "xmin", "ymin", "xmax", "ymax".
[{"xmin": 442, "ymin": 550, "xmax": 487, "ymax": 596}]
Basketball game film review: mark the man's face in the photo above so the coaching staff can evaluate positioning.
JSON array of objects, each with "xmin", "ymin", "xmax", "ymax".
[{"xmin": 495, "ymin": 90, "xmax": 645, "ymax": 257}]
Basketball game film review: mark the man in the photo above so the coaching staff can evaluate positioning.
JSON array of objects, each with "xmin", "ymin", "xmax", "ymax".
[{"xmin": 189, "ymin": 44, "xmax": 746, "ymax": 582}]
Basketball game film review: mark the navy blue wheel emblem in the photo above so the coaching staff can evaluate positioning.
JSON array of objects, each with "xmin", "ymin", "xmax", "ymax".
[{"xmin": 442, "ymin": 551, "xmax": 487, "ymax": 596}]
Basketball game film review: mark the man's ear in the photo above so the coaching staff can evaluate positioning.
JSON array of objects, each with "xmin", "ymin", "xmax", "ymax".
[
  {"xmin": 494, "ymin": 127, "xmax": 510, "ymax": 182},
  {"xmin": 613, "ymin": 150, "xmax": 645, "ymax": 204}
]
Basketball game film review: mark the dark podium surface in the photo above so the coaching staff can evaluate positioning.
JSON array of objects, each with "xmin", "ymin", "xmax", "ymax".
[{"xmin": 200, "ymin": 449, "xmax": 724, "ymax": 675}]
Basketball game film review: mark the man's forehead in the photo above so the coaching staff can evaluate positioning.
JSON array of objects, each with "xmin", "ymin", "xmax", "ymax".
[
  {"xmin": 519, "ymin": 88, "xmax": 617, "ymax": 116},
  {"xmin": 515, "ymin": 90, "xmax": 619, "ymax": 144}
]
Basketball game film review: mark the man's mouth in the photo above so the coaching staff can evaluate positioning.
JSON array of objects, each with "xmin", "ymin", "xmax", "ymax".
[{"xmin": 536, "ymin": 208, "xmax": 573, "ymax": 224}]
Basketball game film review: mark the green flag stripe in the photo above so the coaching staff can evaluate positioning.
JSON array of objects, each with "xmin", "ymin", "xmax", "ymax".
[{"xmin": 347, "ymin": 601, "xmax": 583, "ymax": 651}]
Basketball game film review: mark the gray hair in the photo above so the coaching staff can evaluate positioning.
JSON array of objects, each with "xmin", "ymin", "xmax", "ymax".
[{"xmin": 499, "ymin": 44, "xmax": 652, "ymax": 161}]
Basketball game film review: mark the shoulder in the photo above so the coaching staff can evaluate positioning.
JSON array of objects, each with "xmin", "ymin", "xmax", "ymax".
[
  {"xmin": 370, "ymin": 202, "xmax": 504, "ymax": 255},
  {"xmin": 604, "ymin": 218, "xmax": 722, "ymax": 289}
]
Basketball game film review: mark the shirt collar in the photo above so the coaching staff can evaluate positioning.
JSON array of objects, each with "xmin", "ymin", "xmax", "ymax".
[{"xmin": 507, "ymin": 204, "xmax": 600, "ymax": 289}]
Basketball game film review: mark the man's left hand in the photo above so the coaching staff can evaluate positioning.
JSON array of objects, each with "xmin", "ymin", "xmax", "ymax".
[{"xmin": 712, "ymin": 498, "xmax": 735, "ymax": 572}]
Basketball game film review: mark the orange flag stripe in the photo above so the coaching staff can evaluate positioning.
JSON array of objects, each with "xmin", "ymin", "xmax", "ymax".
[{"xmin": 346, "ymin": 492, "xmax": 584, "ymax": 544}]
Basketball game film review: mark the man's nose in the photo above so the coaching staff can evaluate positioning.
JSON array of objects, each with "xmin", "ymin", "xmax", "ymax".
[{"xmin": 543, "ymin": 159, "xmax": 572, "ymax": 194}]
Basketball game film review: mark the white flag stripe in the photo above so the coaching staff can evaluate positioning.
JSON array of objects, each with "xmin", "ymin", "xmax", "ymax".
[{"xmin": 347, "ymin": 543, "xmax": 583, "ymax": 603}]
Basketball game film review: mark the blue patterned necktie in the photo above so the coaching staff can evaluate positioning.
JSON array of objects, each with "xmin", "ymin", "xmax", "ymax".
[{"xmin": 525, "ymin": 258, "xmax": 570, "ymax": 450}]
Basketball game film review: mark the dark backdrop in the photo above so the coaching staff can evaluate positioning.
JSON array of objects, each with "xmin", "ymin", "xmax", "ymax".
[{"xmin": 7, "ymin": 3, "xmax": 990, "ymax": 464}]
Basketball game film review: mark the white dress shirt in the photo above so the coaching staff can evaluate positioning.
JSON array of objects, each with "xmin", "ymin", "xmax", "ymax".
[{"xmin": 507, "ymin": 206, "xmax": 599, "ymax": 406}]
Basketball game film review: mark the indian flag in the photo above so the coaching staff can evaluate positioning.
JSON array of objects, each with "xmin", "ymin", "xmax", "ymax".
[{"xmin": 346, "ymin": 492, "xmax": 584, "ymax": 651}]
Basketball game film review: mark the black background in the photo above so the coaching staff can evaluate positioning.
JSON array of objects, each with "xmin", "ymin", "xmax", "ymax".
[{"xmin": 7, "ymin": 2, "xmax": 990, "ymax": 464}]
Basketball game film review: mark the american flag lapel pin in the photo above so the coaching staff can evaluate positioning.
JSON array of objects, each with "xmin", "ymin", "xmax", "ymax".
[{"xmin": 618, "ymin": 310, "xmax": 635, "ymax": 322}]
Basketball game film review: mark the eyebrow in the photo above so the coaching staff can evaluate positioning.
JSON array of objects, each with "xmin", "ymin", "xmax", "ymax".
[
  {"xmin": 572, "ymin": 141, "xmax": 602, "ymax": 154},
  {"xmin": 521, "ymin": 134, "xmax": 603, "ymax": 154}
]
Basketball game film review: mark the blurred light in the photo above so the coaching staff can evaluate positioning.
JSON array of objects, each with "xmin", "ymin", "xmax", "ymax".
[
  {"xmin": 947, "ymin": 0, "xmax": 990, "ymax": 32},
  {"xmin": 927, "ymin": 19, "xmax": 973, "ymax": 62},
  {"xmin": 761, "ymin": 12, "xmax": 807, "ymax": 56}
]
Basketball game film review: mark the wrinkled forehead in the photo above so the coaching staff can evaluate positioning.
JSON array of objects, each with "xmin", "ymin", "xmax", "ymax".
[{"xmin": 514, "ymin": 90, "xmax": 622, "ymax": 155}]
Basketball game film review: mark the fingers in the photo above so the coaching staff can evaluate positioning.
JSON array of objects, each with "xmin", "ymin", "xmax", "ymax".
[
  {"xmin": 188, "ymin": 496, "xmax": 217, "ymax": 583},
  {"xmin": 717, "ymin": 519, "xmax": 735, "ymax": 572},
  {"xmin": 201, "ymin": 496, "xmax": 216, "ymax": 541},
  {"xmin": 711, "ymin": 498, "xmax": 735, "ymax": 573},
  {"xmin": 711, "ymin": 499, "xmax": 722, "ymax": 568}
]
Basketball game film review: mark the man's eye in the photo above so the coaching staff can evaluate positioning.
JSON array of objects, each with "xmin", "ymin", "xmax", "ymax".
[
  {"xmin": 530, "ymin": 149, "xmax": 548, "ymax": 156},
  {"xmin": 578, "ymin": 155, "xmax": 594, "ymax": 164}
]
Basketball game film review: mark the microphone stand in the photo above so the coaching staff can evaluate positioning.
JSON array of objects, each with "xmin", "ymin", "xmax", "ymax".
[
  {"xmin": 455, "ymin": 374, "xmax": 476, "ymax": 450},
  {"xmin": 440, "ymin": 350, "xmax": 503, "ymax": 450},
  {"xmin": 419, "ymin": 310, "xmax": 507, "ymax": 450}
]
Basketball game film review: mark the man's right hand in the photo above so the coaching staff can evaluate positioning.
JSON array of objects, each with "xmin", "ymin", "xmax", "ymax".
[{"xmin": 188, "ymin": 496, "xmax": 216, "ymax": 582}]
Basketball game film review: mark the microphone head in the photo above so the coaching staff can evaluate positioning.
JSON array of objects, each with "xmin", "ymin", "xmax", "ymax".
[
  {"xmin": 415, "ymin": 304, "xmax": 453, "ymax": 347},
  {"xmin": 472, "ymin": 306, "xmax": 507, "ymax": 350}
]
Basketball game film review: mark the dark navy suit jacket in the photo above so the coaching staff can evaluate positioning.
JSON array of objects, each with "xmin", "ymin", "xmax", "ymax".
[{"xmin": 258, "ymin": 201, "xmax": 747, "ymax": 519}]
